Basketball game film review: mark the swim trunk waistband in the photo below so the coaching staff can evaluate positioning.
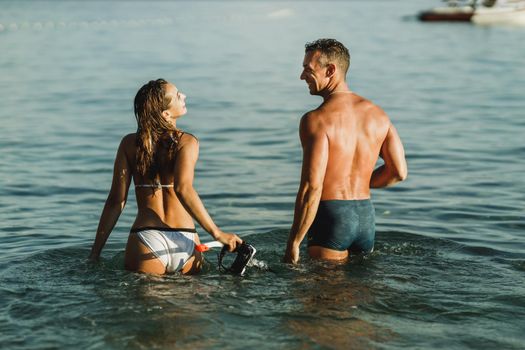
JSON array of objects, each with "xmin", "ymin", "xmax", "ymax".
[{"xmin": 318, "ymin": 198, "xmax": 372, "ymax": 205}]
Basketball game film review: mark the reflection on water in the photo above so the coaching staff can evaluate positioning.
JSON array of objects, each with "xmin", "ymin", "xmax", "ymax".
[{"xmin": 286, "ymin": 266, "xmax": 394, "ymax": 349}]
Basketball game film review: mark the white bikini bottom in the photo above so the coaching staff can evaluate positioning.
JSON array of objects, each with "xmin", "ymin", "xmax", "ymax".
[{"xmin": 132, "ymin": 227, "xmax": 196, "ymax": 273}]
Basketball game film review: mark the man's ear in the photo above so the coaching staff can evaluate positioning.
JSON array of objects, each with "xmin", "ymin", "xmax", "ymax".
[{"xmin": 326, "ymin": 63, "xmax": 336, "ymax": 78}]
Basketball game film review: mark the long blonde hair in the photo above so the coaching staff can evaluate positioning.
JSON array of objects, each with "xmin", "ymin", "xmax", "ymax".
[{"xmin": 133, "ymin": 79, "xmax": 181, "ymax": 180}]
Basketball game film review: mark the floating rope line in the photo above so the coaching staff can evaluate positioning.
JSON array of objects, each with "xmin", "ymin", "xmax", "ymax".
[{"xmin": 0, "ymin": 18, "xmax": 174, "ymax": 32}]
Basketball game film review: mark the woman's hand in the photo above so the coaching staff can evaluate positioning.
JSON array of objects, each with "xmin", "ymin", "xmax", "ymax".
[{"xmin": 215, "ymin": 231, "xmax": 243, "ymax": 252}]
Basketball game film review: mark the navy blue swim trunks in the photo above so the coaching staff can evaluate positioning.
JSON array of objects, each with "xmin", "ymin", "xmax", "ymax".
[{"xmin": 307, "ymin": 199, "xmax": 375, "ymax": 253}]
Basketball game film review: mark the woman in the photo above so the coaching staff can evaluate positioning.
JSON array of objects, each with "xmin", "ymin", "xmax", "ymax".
[{"xmin": 88, "ymin": 79, "xmax": 242, "ymax": 274}]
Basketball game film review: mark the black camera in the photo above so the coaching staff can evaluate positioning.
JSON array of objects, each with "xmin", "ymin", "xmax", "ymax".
[{"xmin": 218, "ymin": 242, "xmax": 257, "ymax": 276}]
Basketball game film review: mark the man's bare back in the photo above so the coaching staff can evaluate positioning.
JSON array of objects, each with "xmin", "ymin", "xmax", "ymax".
[
  {"xmin": 307, "ymin": 92, "xmax": 391, "ymax": 201},
  {"xmin": 284, "ymin": 39, "xmax": 407, "ymax": 264}
]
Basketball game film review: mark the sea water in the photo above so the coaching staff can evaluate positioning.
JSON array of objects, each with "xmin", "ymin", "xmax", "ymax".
[{"xmin": 1, "ymin": 1, "xmax": 524, "ymax": 349}]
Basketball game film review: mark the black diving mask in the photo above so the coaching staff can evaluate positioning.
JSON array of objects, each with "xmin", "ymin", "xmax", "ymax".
[{"xmin": 218, "ymin": 242, "xmax": 257, "ymax": 276}]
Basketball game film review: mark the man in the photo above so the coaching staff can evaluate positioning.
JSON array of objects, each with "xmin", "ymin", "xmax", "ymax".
[{"xmin": 283, "ymin": 39, "xmax": 407, "ymax": 264}]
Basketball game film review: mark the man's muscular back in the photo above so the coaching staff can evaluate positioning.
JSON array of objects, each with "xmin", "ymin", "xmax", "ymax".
[{"xmin": 304, "ymin": 92, "xmax": 390, "ymax": 200}]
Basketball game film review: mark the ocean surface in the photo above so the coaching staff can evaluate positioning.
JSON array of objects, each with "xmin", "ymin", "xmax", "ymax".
[{"xmin": 1, "ymin": 1, "xmax": 524, "ymax": 349}]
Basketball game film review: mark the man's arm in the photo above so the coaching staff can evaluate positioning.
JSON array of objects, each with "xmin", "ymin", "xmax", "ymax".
[
  {"xmin": 370, "ymin": 123, "xmax": 407, "ymax": 188},
  {"xmin": 284, "ymin": 113, "xmax": 329, "ymax": 264}
]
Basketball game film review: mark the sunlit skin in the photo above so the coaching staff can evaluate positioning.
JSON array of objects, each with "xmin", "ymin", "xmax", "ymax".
[
  {"xmin": 162, "ymin": 83, "xmax": 187, "ymax": 121},
  {"xmin": 283, "ymin": 50, "xmax": 407, "ymax": 264},
  {"xmin": 89, "ymin": 82, "xmax": 242, "ymax": 274}
]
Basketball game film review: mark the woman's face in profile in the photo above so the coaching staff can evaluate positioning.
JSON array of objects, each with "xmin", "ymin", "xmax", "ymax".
[{"xmin": 164, "ymin": 83, "xmax": 187, "ymax": 120}]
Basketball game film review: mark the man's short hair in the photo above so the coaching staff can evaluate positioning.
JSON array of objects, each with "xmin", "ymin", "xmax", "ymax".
[{"xmin": 305, "ymin": 39, "xmax": 350, "ymax": 76}]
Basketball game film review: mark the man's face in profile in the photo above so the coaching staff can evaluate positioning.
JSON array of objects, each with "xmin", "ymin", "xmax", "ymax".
[{"xmin": 300, "ymin": 50, "xmax": 326, "ymax": 96}]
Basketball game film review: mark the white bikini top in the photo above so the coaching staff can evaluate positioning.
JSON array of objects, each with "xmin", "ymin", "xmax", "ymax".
[{"xmin": 135, "ymin": 181, "xmax": 174, "ymax": 189}]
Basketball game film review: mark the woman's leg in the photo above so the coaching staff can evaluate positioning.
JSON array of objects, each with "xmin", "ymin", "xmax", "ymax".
[{"xmin": 125, "ymin": 233, "xmax": 166, "ymax": 275}]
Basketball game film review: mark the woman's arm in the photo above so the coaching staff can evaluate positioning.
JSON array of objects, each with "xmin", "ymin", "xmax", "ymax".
[
  {"xmin": 89, "ymin": 136, "xmax": 132, "ymax": 261},
  {"xmin": 173, "ymin": 135, "xmax": 241, "ymax": 251}
]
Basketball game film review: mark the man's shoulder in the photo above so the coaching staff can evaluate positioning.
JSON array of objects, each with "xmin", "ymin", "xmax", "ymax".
[
  {"xmin": 299, "ymin": 109, "xmax": 333, "ymax": 142},
  {"xmin": 354, "ymin": 95, "xmax": 390, "ymax": 123},
  {"xmin": 300, "ymin": 109, "xmax": 325, "ymax": 132},
  {"xmin": 352, "ymin": 97, "xmax": 392, "ymax": 140},
  {"xmin": 301, "ymin": 105, "xmax": 330, "ymax": 122}
]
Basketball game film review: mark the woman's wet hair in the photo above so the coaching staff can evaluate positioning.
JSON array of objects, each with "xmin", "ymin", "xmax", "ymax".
[
  {"xmin": 134, "ymin": 79, "xmax": 181, "ymax": 180},
  {"xmin": 305, "ymin": 38, "xmax": 350, "ymax": 76}
]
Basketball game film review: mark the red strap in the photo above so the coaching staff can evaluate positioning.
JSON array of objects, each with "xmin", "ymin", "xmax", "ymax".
[{"xmin": 195, "ymin": 244, "xmax": 209, "ymax": 252}]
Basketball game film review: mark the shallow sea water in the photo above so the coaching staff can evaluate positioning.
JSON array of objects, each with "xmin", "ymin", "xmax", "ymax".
[{"xmin": 1, "ymin": 1, "xmax": 524, "ymax": 349}]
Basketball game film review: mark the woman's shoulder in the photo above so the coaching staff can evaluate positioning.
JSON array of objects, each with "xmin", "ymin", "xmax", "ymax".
[
  {"xmin": 174, "ymin": 131, "xmax": 199, "ymax": 157},
  {"xmin": 120, "ymin": 132, "xmax": 137, "ymax": 143},
  {"xmin": 120, "ymin": 133, "xmax": 137, "ymax": 147},
  {"xmin": 178, "ymin": 131, "xmax": 199, "ymax": 146}
]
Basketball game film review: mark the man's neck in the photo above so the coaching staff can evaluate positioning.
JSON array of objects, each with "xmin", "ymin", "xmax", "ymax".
[{"xmin": 321, "ymin": 82, "xmax": 350, "ymax": 100}]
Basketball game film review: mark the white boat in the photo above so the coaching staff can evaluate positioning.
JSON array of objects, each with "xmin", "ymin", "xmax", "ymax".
[
  {"xmin": 473, "ymin": 4, "xmax": 525, "ymax": 24},
  {"xmin": 418, "ymin": 0, "xmax": 525, "ymax": 25}
]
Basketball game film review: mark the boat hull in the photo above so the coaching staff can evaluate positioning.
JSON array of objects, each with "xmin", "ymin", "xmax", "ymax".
[{"xmin": 418, "ymin": 6, "xmax": 474, "ymax": 22}]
